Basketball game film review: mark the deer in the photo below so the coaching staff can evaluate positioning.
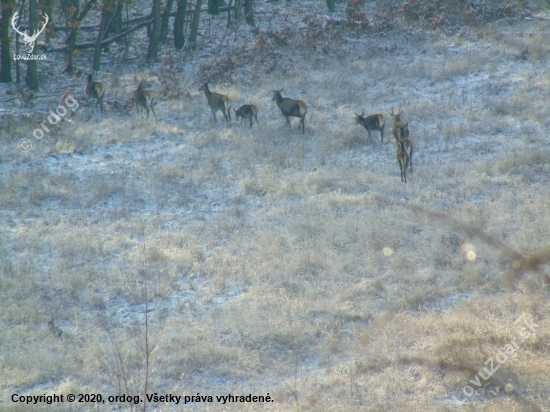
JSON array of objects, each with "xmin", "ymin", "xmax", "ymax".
[
  {"xmin": 233, "ymin": 104, "xmax": 259, "ymax": 128},
  {"xmin": 390, "ymin": 107, "xmax": 413, "ymax": 173},
  {"xmin": 133, "ymin": 81, "xmax": 157, "ymax": 120},
  {"xmin": 355, "ymin": 112, "xmax": 386, "ymax": 142},
  {"xmin": 396, "ymin": 139, "xmax": 411, "ymax": 183},
  {"xmin": 198, "ymin": 82, "xmax": 231, "ymax": 127},
  {"xmin": 86, "ymin": 72, "xmax": 105, "ymax": 114},
  {"xmin": 11, "ymin": 11, "xmax": 48, "ymax": 55},
  {"xmin": 272, "ymin": 89, "xmax": 308, "ymax": 134},
  {"xmin": 389, "ymin": 107, "xmax": 409, "ymax": 141}
]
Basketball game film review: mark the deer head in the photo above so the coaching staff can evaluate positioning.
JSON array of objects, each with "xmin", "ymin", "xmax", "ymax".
[{"xmin": 11, "ymin": 11, "xmax": 49, "ymax": 55}]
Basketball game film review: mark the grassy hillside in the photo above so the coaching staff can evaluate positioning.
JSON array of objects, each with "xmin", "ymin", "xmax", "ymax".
[{"xmin": 1, "ymin": 1, "xmax": 549, "ymax": 410}]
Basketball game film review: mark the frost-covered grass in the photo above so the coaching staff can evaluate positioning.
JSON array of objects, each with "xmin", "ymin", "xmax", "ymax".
[{"xmin": 1, "ymin": 2, "xmax": 550, "ymax": 411}]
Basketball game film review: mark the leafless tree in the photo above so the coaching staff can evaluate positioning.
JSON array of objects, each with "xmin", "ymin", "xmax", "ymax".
[
  {"xmin": 173, "ymin": 0, "xmax": 188, "ymax": 49},
  {"xmin": 0, "ymin": 0, "xmax": 15, "ymax": 82},
  {"xmin": 146, "ymin": 0, "xmax": 161, "ymax": 60}
]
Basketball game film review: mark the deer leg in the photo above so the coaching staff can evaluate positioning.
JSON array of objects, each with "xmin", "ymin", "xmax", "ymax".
[{"xmin": 222, "ymin": 110, "xmax": 229, "ymax": 127}]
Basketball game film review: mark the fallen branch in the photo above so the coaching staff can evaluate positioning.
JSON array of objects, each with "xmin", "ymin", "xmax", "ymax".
[{"xmin": 49, "ymin": 20, "xmax": 151, "ymax": 51}]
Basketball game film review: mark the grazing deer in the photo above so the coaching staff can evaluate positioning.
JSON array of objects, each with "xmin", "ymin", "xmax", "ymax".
[
  {"xmin": 272, "ymin": 88, "xmax": 308, "ymax": 134},
  {"xmin": 133, "ymin": 81, "xmax": 157, "ymax": 120},
  {"xmin": 198, "ymin": 82, "xmax": 231, "ymax": 127},
  {"xmin": 233, "ymin": 104, "xmax": 259, "ymax": 128},
  {"xmin": 389, "ymin": 107, "xmax": 409, "ymax": 141},
  {"xmin": 86, "ymin": 73, "xmax": 105, "ymax": 114},
  {"xmin": 396, "ymin": 139, "xmax": 411, "ymax": 183},
  {"xmin": 355, "ymin": 112, "xmax": 386, "ymax": 142}
]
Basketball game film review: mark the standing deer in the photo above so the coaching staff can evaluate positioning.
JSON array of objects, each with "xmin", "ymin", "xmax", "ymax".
[
  {"xmin": 355, "ymin": 112, "xmax": 386, "ymax": 142},
  {"xmin": 133, "ymin": 81, "xmax": 157, "ymax": 120},
  {"xmin": 390, "ymin": 107, "xmax": 413, "ymax": 173},
  {"xmin": 389, "ymin": 107, "xmax": 409, "ymax": 140},
  {"xmin": 199, "ymin": 83, "xmax": 231, "ymax": 127},
  {"xmin": 233, "ymin": 105, "xmax": 259, "ymax": 128},
  {"xmin": 272, "ymin": 89, "xmax": 308, "ymax": 134},
  {"xmin": 396, "ymin": 139, "xmax": 411, "ymax": 183},
  {"xmin": 86, "ymin": 73, "xmax": 105, "ymax": 114}
]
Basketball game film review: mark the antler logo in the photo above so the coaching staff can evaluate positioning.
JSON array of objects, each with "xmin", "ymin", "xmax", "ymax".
[{"xmin": 11, "ymin": 11, "xmax": 49, "ymax": 55}]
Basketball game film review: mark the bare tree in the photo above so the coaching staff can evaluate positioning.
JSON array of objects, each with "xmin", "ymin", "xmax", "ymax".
[
  {"xmin": 146, "ymin": 0, "xmax": 161, "ymax": 60},
  {"xmin": 93, "ymin": 0, "xmax": 116, "ymax": 71},
  {"xmin": 188, "ymin": 0, "xmax": 203, "ymax": 49},
  {"xmin": 64, "ymin": 0, "xmax": 97, "ymax": 73},
  {"xmin": 0, "ymin": 0, "xmax": 14, "ymax": 82},
  {"xmin": 326, "ymin": 0, "xmax": 335, "ymax": 12},
  {"xmin": 41, "ymin": 0, "xmax": 53, "ymax": 42},
  {"xmin": 244, "ymin": 0, "xmax": 253, "ymax": 26},
  {"xmin": 159, "ymin": 0, "xmax": 175, "ymax": 43},
  {"xmin": 173, "ymin": 0, "xmax": 188, "ymax": 49},
  {"xmin": 105, "ymin": 1, "xmax": 124, "ymax": 38},
  {"xmin": 26, "ymin": 0, "xmax": 39, "ymax": 90},
  {"xmin": 234, "ymin": 0, "xmax": 241, "ymax": 21}
]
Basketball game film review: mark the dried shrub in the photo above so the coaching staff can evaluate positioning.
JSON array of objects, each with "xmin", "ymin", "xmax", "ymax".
[
  {"xmin": 301, "ymin": 15, "xmax": 343, "ymax": 53},
  {"xmin": 398, "ymin": 0, "xmax": 531, "ymax": 28},
  {"xmin": 252, "ymin": 26, "xmax": 295, "ymax": 52},
  {"xmin": 463, "ymin": 0, "xmax": 530, "ymax": 23},
  {"xmin": 198, "ymin": 45, "xmax": 252, "ymax": 82},
  {"xmin": 370, "ymin": 5, "xmax": 397, "ymax": 34},
  {"xmin": 346, "ymin": 0, "xmax": 368, "ymax": 30},
  {"xmin": 429, "ymin": 12, "xmax": 446, "ymax": 29}
]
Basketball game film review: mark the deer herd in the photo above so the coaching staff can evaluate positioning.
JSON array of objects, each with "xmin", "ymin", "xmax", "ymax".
[{"xmin": 86, "ymin": 75, "xmax": 413, "ymax": 183}]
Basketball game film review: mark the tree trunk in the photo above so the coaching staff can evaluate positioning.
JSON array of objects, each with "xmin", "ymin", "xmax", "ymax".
[
  {"xmin": 39, "ymin": 0, "xmax": 53, "ymax": 42},
  {"xmin": 326, "ymin": 0, "xmax": 335, "ymax": 12},
  {"xmin": 146, "ymin": 0, "xmax": 161, "ymax": 60},
  {"xmin": 64, "ymin": 0, "xmax": 96, "ymax": 73},
  {"xmin": 234, "ymin": 0, "xmax": 241, "ymax": 20},
  {"xmin": 105, "ymin": 1, "xmax": 123, "ymax": 37},
  {"xmin": 0, "ymin": 0, "xmax": 14, "ymax": 82},
  {"xmin": 160, "ymin": 0, "xmax": 175, "ymax": 43},
  {"xmin": 173, "ymin": 0, "xmax": 187, "ymax": 49},
  {"xmin": 26, "ymin": 0, "xmax": 39, "ymax": 90},
  {"xmin": 64, "ymin": 0, "xmax": 79, "ymax": 73},
  {"xmin": 188, "ymin": 0, "xmax": 203, "ymax": 50},
  {"xmin": 244, "ymin": 0, "xmax": 253, "ymax": 26},
  {"xmin": 93, "ymin": 0, "xmax": 115, "ymax": 70},
  {"xmin": 207, "ymin": 0, "xmax": 219, "ymax": 15}
]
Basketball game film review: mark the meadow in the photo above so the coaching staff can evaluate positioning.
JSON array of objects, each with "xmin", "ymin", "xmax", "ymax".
[{"xmin": 1, "ymin": 1, "xmax": 550, "ymax": 410}]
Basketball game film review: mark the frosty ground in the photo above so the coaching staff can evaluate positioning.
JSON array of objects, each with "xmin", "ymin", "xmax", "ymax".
[{"xmin": 1, "ymin": 2, "xmax": 550, "ymax": 411}]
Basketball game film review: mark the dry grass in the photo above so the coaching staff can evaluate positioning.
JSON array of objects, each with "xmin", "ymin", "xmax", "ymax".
[{"xmin": 1, "ymin": 1, "xmax": 550, "ymax": 411}]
